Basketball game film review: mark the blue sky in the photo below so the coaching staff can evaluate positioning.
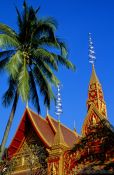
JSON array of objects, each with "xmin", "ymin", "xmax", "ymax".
[{"xmin": 0, "ymin": 0, "xmax": 114, "ymax": 146}]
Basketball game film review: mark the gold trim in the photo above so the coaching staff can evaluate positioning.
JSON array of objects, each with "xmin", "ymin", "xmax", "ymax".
[
  {"xmin": 46, "ymin": 114, "xmax": 57, "ymax": 133},
  {"xmin": 81, "ymin": 103, "xmax": 106, "ymax": 136}
]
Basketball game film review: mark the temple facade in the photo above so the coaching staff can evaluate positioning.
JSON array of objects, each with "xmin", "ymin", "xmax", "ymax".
[
  {"xmin": 1, "ymin": 34, "xmax": 114, "ymax": 174},
  {"xmin": 2, "ymin": 63, "xmax": 113, "ymax": 175}
]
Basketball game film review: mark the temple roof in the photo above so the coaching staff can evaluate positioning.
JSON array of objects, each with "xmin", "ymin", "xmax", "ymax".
[{"xmin": 7, "ymin": 107, "xmax": 78, "ymax": 158}]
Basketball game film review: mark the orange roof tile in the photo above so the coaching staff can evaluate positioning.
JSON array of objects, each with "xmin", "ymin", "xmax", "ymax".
[{"xmin": 8, "ymin": 108, "xmax": 79, "ymax": 158}]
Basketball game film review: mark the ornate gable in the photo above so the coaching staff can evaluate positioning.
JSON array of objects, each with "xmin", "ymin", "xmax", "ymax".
[
  {"xmin": 82, "ymin": 104, "xmax": 104, "ymax": 136},
  {"xmin": 8, "ymin": 119, "xmax": 47, "ymax": 175}
]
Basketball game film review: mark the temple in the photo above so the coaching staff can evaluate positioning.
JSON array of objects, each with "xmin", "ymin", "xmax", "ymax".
[{"xmin": 1, "ymin": 35, "xmax": 114, "ymax": 174}]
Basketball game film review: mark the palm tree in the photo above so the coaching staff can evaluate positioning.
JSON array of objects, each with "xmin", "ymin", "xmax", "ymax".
[{"xmin": 0, "ymin": 1, "xmax": 75, "ymax": 159}]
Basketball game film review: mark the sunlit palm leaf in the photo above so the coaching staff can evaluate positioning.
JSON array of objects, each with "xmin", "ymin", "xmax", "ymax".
[
  {"xmin": 32, "ymin": 58, "xmax": 59, "ymax": 86},
  {"xmin": 0, "ymin": 34, "xmax": 19, "ymax": 49},
  {"xmin": 33, "ymin": 48, "xmax": 58, "ymax": 70},
  {"xmin": 33, "ymin": 65, "xmax": 54, "ymax": 108},
  {"xmin": 29, "ymin": 70, "xmax": 40, "ymax": 113},
  {"xmin": 18, "ymin": 61, "xmax": 29, "ymax": 102},
  {"xmin": 6, "ymin": 51, "xmax": 22, "ymax": 79},
  {"xmin": 0, "ymin": 23, "xmax": 17, "ymax": 38}
]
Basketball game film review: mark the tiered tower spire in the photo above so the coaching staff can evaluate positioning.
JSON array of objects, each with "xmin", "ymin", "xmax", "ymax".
[
  {"xmin": 87, "ymin": 33, "xmax": 107, "ymax": 117},
  {"xmin": 48, "ymin": 84, "xmax": 68, "ymax": 175},
  {"xmin": 53, "ymin": 83, "xmax": 68, "ymax": 147}
]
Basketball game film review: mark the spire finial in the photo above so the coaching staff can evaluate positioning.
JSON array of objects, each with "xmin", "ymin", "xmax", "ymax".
[
  {"xmin": 88, "ymin": 33, "xmax": 96, "ymax": 65},
  {"xmin": 55, "ymin": 83, "xmax": 63, "ymax": 122}
]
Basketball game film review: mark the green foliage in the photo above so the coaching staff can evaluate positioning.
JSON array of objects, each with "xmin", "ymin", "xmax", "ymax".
[
  {"xmin": 6, "ymin": 51, "xmax": 22, "ymax": 79},
  {"xmin": 18, "ymin": 59, "xmax": 29, "ymax": 102},
  {"xmin": 2, "ymin": 77, "xmax": 16, "ymax": 107}
]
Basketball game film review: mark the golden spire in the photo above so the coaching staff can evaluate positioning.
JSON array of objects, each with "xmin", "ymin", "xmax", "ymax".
[
  {"xmin": 87, "ymin": 33, "xmax": 107, "ymax": 117},
  {"xmin": 90, "ymin": 64, "xmax": 99, "ymax": 84},
  {"xmin": 51, "ymin": 83, "xmax": 68, "ymax": 151},
  {"xmin": 52, "ymin": 121, "xmax": 68, "ymax": 148}
]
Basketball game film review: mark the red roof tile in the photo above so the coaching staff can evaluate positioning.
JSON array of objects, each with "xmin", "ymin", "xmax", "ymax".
[{"xmin": 8, "ymin": 108, "xmax": 79, "ymax": 158}]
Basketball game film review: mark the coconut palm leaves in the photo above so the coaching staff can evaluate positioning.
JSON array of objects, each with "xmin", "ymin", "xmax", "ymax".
[
  {"xmin": 0, "ymin": 2, "xmax": 75, "ymax": 111},
  {"xmin": 0, "ymin": 0, "xmax": 75, "ymax": 159}
]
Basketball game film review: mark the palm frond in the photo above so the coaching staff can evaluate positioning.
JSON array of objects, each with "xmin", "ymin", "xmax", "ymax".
[
  {"xmin": 33, "ymin": 17, "xmax": 57, "ymax": 45},
  {"xmin": 28, "ymin": 6, "xmax": 37, "ymax": 23},
  {"xmin": 35, "ymin": 7, "xmax": 40, "ymax": 14},
  {"xmin": 6, "ymin": 51, "xmax": 22, "ymax": 79},
  {"xmin": 15, "ymin": 7, "xmax": 23, "ymax": 32},
  {"xmin": 23, "ymin": 0, "xmax": 27, "ymax": 8},
  {"xmin": 0, "ymin": 23, "xmax": 17, "ymax": 38},
  {"xmin": 56, "ymin": 38, "xmax": 68, "ymax": 57},
  {"xmin": 32, "ymin": 58, "xmax": 59, "ymax": 86},
  {"xmin": 38, "ymin": 17, "xmax": 57, "ymax": 32},
  {"xmin": 33, "ymin": 48, "xmax": 58, "ymax": 70},
  {"xmin": 22, "ymin": 0, "xmax": 29, "ymax": 27},
  {"xmin": 33, "ymin": 65, "xmax": 54, "ymax": 108},
  {"xmin": 2, "ymin": 77, "xmax": 16, "ymax": 107},
  {"xmin": 53, "ymin": 54, "xmax": 76, "ymax": 71},
  {"xmin": 18, "ymin": 60, "xmax": 29, "ymax": 102},
  {"xmin": 0, "ymin": 57, "xmax": 10, "ymax": 72},
  {"xmin": 38, "ymin": 35, "xmax": 58, "ymax": 46},
  {"xmin": 29, "ymin": 70, "xmax": 40, "ymax": 113},
  {"xmin": 0, "ymin": 50, "xmax": 15, "ymax": 60},
  {"xmin": 0, "ymin": 34, "xmax": 19, "ymax": 49}
]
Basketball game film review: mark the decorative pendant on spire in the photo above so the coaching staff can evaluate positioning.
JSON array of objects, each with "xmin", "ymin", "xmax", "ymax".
[
  {"xmin": 55, "ymin": 83, "xmax": 63, "ymax": 122},
  {"xmin": 88, "ymin": 33, "xmax": 96, "ymax": 65}
]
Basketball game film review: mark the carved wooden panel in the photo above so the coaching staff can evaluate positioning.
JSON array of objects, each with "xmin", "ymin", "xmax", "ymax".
[{"xmin": 10, "ymin": 126, "xmax": 48, "ymax": 174}]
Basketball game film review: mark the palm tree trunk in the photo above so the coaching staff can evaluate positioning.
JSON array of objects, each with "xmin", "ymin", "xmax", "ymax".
[{"xmin": 0, "ymin": 90, "xmax": 19, "ymax": 160}]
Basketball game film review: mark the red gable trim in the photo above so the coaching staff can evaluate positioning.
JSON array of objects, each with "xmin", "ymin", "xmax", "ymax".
[{"xmin": 7, "ymin": 109, "xmax": 28, "ymax": 158}]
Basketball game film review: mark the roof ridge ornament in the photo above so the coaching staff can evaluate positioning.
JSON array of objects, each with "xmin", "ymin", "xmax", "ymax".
[
  {"xmin": 55, "ymin": 83, "xmax": 63, "ymax": 122},
  {"xmin": 88, "ymin": 33, "xmax": 96, "ymax": 65}
]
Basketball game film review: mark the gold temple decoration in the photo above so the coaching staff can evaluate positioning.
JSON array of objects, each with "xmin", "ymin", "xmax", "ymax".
[
  {"xmin": 87, "ymin": 63, "xmax": 107, "ymax": 117},
  {"xmin": 87, "ymin": 33, "xmax": 107, "ymax": 117}
]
